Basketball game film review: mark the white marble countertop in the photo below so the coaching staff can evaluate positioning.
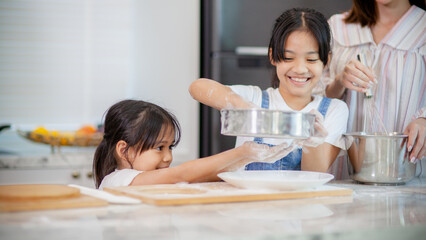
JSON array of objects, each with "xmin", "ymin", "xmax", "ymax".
[{"xmin": 1, "ymin": 178, "xmax": 426, "ymax": 240}]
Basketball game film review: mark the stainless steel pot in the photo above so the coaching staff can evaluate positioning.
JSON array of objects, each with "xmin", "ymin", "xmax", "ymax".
[
  {"xmin": 220, "ymin": 109, "xmax": 315, "ymax": 139},
  {"xmin": 343, "ymin": 132, "xmax": 416, "ymax": 185}
]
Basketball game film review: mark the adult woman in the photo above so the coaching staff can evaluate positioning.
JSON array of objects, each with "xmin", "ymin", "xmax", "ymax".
[{"xmin": 323, "ymin": 0, "xmax": 425, "ymax": 178}]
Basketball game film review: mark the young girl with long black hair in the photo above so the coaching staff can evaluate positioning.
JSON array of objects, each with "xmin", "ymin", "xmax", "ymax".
[{"xmin": 93, "ymin": 99, "xmax": 294, "ymax": 189}]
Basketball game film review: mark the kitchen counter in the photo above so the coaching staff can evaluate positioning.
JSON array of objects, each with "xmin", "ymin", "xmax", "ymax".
[
  {"xmin": 1, "ymin": 178, "xmax": 425, "ymax": 240},
  {"xmin": 0, "ymin": 129, "xmax": 96, "ymax": 187}
]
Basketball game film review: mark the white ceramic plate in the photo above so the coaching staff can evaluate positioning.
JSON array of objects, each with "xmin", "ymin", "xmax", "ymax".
[{"xmin": 217, "ymin": 170, "xmax": 334, "ymax": 191}]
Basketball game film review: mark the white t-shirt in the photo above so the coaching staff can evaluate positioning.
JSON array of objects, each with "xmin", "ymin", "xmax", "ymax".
[
  {"xmin": 99, "ymin": 169, "xmax": 143, "ymax": 190},
  {"xmin": 228, "ymin": 85, "xmax": 349, "ymax": 150}
]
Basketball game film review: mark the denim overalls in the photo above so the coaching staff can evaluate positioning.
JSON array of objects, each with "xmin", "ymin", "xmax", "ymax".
[{"xmin": 245, "ymin": 90, "xmax": 331, "ymax": 170}]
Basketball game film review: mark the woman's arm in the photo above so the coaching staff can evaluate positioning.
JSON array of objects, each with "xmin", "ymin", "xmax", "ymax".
[
  {"xmin": 189, "ymin": 78, "xmax": 257, "ymax": 110},
  {"xmin": 325, "ymin": 72, "xmax": 346, "ymax": 98}
]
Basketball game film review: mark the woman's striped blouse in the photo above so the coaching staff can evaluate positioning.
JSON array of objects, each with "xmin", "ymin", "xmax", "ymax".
[{"xmin": 322, "ymin": 5, "xmax": 425, "ymax": 133}]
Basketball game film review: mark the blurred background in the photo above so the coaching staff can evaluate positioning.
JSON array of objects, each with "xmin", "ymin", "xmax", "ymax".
[{"xmin": 0, "ymin": 0, "xmax": 200, "ymax": 186}]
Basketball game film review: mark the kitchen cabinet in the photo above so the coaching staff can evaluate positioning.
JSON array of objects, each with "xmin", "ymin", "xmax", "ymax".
[
  {"xmin": 0, "ymin": 167, "xmax": 95, "ymax": 188},
  {"xmin": 0, "ymin": 130, "xmax": 96, "ymax": 187},
  {"xmin": 0, "ymin": 151, "xmax": 96, "ymax": 188}
]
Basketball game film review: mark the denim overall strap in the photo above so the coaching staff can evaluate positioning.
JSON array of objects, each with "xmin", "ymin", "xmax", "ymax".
[
  {"xmin": 253, "ymin": 90, "xmax": 269, "ymax": 143},
  {"xmin": 318, "ymin": 97, "xmax": 331, "ymax": 117},
  {"xmin": 260, "ymin": 90, "xmax": 270, "ymax": 109}
]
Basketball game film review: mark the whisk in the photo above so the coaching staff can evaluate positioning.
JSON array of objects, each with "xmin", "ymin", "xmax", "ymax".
[
  {"xmin": 357, "ymin": 53, "xmax": 388, "ymax": 134},
  {"xmin": 357, "ymin": 54, "xmax": 373, "ymax": 99}
]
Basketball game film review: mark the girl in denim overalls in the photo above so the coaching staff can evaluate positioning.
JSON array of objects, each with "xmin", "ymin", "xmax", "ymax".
[{"xmin": 190, "ymin": 8, "xmax": 349, "ymax": 172}]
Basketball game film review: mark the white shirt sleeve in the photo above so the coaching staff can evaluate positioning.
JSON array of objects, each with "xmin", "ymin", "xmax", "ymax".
[
  {"xmin": 99, "ymin": 169, "xmax": 143, "ymax": 189},
  {"xmin": 228, "ymin": 85, "xmax": 263, "ymax": 107},
  {"xmin": 323, "ymin": 99, "xmax": 349, "ymax": 150}
]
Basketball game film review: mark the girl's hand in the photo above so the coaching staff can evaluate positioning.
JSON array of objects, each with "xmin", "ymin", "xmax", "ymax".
[
  {"xmin": 296, "ymin": 109, "xmax": 328, "ymax": 148},
  {"xmin": 225, "ymin": 141, "xmax": 296, "ymax": 171},
  {"xmin": 243, "ymin": 141, "xmax": 296, "ymax": 163},
  {"xmin": 337, "ymin": 59, "xmax": 376, "ymax": 93},
  {"xmin": 403, "ymin": 118, "xmax": 426, "ymax": 163}
]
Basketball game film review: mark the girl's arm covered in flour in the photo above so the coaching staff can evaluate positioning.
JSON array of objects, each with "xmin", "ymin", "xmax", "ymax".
[
  {"xmin": 130, "ymin": 141, "xmax": 296, "ymax": 185},
  {"xmin": 189, "ymin": 78, "xmax": 257, "ymax": 110}
]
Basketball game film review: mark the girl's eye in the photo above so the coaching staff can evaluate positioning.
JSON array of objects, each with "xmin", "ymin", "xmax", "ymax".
[
  {"xmin": 156, "ymin": 145, "xmax": 175, "ymax": 151},
  {"xmin": 307, "ymin": 59, "xmax": 319, "ymax": 62},
  {"xmin": 284, "ymin": 57, "xmax": 293, "ymax": 61}
]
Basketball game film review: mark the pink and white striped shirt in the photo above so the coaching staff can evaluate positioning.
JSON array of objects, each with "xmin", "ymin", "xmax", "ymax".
[{"xmin": 322, "ymin": 5, "xmax": 425, "ymax": 133}]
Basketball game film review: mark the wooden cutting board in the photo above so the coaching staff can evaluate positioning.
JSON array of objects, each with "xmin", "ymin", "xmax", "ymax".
[
  {"xmin": 104, "ymin": 182, "xmax": 352, "ymax": 206},
  {"xmin": 0, "ymin": 184, "xmax": 108, "ymax": 212}
]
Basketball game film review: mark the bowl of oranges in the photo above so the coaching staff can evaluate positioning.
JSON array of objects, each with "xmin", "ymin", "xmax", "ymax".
[{"xmin": 17, "ymin": 125, "xmax": 103, "ymax": 147}]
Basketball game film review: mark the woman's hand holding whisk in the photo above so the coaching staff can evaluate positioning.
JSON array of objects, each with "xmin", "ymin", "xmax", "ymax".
[
  {"xmin": 403, "ymin": 118, "xmax": 426, "ymax": 163},
  {"xmin": 337, "ymin": 59, "xmax": 376, "ymax": 93}
]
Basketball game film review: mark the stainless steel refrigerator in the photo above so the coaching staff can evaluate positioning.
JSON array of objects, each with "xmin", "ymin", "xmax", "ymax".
[{"xmin": 199, "ymin": 0, "xmax": 352, "ymax": 157}]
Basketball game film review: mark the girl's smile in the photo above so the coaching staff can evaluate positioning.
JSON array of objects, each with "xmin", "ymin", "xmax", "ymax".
[{"xmin": 288, "ymin": 75, "xmax": 312, "ymax": 85}]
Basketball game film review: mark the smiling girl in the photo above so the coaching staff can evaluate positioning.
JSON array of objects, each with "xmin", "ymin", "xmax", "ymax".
[
  {"xmin": 93, "ymin": 99, "xmax": 295, "ymax": 189},
  {"xmin": 189, "ymin": 8, "xmax": 349, "ymax": 173}
]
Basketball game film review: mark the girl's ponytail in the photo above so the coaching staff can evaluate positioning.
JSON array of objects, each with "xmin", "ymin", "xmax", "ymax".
[{"xmin": 93, "ymin": 138, "xmax": 116, "ymax": 188}]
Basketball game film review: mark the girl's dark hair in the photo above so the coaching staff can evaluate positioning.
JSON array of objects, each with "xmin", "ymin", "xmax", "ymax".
[
  {"xmin": 269, "ymin": 8, "xmax": 331, "ymax": 88},
  {"xmin": 345, "ymin": 0, "xmax": 425, "ymax": 27},
  {"xmin": 92, "ymin": 99, "xmax": 181, "ymax": 188}
]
